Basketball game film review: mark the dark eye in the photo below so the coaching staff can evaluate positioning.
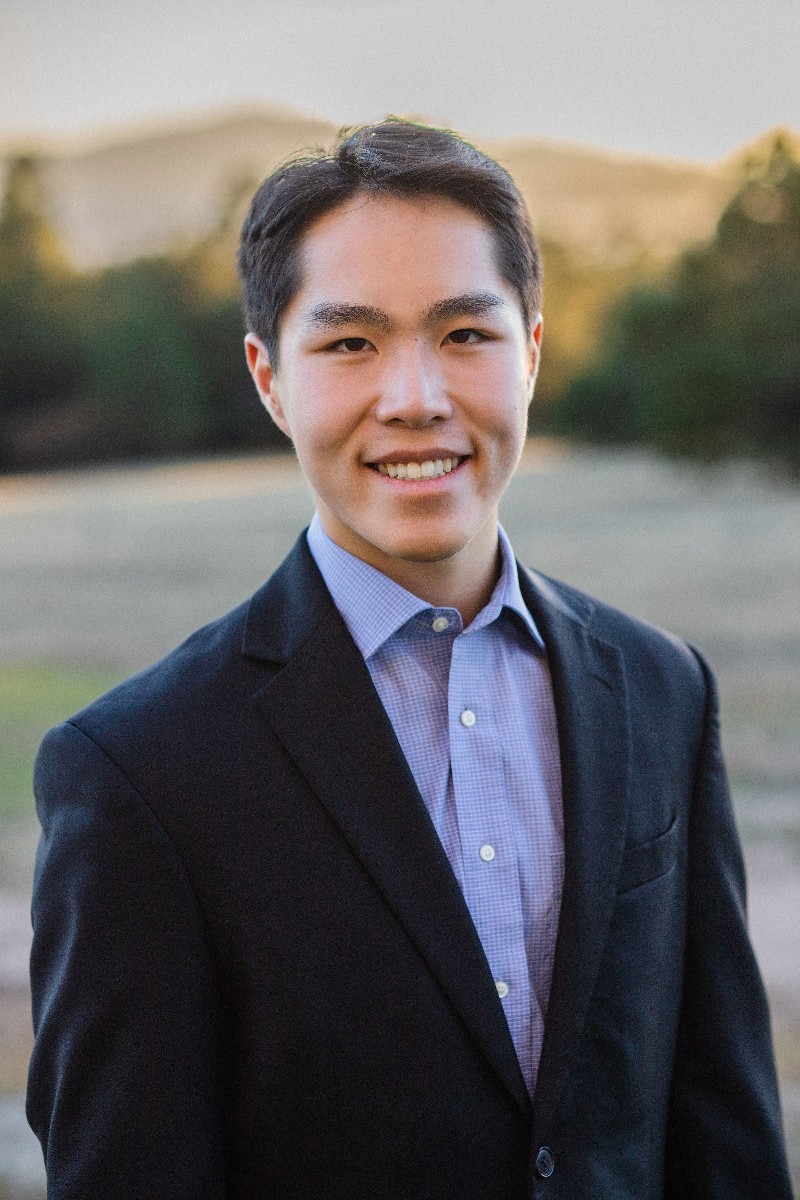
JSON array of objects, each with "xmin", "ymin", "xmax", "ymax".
[
  {"xmin": 445, "ymin": 328, "xmax": 484, "ymax": 345},
  {"xmin": 331, "ymin": 337, "xmax": 372, "ymax": 352}
]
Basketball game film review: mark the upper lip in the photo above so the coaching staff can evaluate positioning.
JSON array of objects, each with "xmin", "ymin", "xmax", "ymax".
[{"xmin": 366, "ymin": 449, "xmax": 471, "ymax": 465}]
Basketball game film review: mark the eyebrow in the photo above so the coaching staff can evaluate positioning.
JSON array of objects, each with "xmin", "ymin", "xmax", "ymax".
[
  {"xmin": 303, "ymin": 291, "xmax": 507, "ymax": 333},
  {"xmin": 424, "ymin": 292, "xmax": 507, "ymax": 324},
  {"xmin": 303, "ymin": 303, "xmax": 390, "ymax": 331}
]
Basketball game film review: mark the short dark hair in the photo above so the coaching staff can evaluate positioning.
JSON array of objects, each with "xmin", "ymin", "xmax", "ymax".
[{"xmin": 238, "ymin": 118, "xmax": 542, "ymax": 370}]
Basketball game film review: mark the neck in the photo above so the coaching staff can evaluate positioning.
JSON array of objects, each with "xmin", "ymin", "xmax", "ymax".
[
  {"xmin": 317, "ymin": 511, "xmax": 502, "ymax": 627},
  {"xmin": 375, "ymin": 544, "xmax": 502, "ymax": 627}
]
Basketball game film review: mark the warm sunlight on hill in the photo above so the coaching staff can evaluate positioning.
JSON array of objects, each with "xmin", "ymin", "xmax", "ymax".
[
  {"xmin": 1, "ymin": 105, "xmax": 340, "ymax": 269},
  {"xmin": 0, "ymin": 102, "xmax": 749, "ymax": 271},
  {"xmin": 484, "ymin": 135, "xmax": 735, "ymax": 263}
]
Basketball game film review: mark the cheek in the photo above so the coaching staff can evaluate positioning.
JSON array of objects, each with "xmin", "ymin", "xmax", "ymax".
[
  {"xmin": 281, "ymin": 373, "xmax": 358, "ymax": 455},
  {"xmin": 450, "ymin": 352, "xmax": 529, "ymax": 420},
  {"xmin": 477, "ymin": 367, "xmax": 530, "ymax": 443}
]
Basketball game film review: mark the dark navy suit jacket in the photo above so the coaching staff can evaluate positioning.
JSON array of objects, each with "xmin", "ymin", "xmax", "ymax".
[{"xmin": 27, "ymin": 534, "xmax": 792, "ymax": 1197}]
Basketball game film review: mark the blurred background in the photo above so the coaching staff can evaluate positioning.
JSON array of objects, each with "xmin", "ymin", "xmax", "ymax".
[{"xmin": 1, "ymin": 0, "xmax": 799, "ymax": 1194}]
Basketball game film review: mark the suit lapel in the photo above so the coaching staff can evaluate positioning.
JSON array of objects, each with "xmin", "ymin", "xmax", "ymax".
[
  {"xmin": 519, "ymin": 567, "xmax": 631, "ymax": 1136},
  {"xmin": 244, "ymin": 538, "xmax": 531, "ymax": 1116},
  {"xmin": 243, "ymin": 539, "xmax": 631, "ymax": 1127}
]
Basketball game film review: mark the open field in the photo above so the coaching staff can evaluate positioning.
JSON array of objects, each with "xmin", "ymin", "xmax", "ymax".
[{"xmin": 1, "ymin": 443, "xmax": 798, "ymax": 1194}]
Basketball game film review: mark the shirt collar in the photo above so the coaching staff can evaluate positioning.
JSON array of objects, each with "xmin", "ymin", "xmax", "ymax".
[{"xmin": 306, "ymin": 512, "xmax": 544, "ymax": 660}]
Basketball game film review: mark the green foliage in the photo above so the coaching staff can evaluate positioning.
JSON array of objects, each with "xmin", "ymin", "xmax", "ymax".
[
  {"xmin": 0, "ymin": 157, "xmax": 286, "ymax": 472},
  {"xmin": 553, "ymin": 134, "xmax": 800, "ymax": 473},
  {"xmin": 0, "ymin": 158, "xmax": 88, "ymax": 467},
  {"xmin": 531, "ymin": 236, "xmax": 659, "ymax": 434},
  {"xmin": 0, "ymin": 155, "xmax": 67, "ymax": 282}
]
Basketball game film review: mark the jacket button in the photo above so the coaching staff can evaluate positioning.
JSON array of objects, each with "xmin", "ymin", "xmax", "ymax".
[{"xmin": 535, "ymin": 1146, "xmax": 555, "ymax": 1178}]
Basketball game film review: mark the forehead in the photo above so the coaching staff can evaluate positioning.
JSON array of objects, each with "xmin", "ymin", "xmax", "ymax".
[{"xmin": 291, "ymin": 193, "xmax": 512, "ymax": 311}]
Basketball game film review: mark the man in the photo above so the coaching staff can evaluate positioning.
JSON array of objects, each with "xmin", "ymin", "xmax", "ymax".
[{"xmin": 28, "ymin": 120, "xmax": 792, "ymax": 1198}]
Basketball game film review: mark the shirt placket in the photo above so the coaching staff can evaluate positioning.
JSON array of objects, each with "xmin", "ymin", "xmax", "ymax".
[{"xmin": 448, "ymin": 629, "xmax": 534, "ymax": 1084}]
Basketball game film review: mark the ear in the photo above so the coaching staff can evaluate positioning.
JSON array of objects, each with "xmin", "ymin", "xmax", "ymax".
[
  {"xmin": 244, "ymin": 333, "xmax": 292, "ymax": 439},
  {"xmin": 526, "ymin": 314, "xmax": 543, "ymax": 403}
]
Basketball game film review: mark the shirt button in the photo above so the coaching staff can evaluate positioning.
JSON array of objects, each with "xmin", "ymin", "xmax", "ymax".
[
  {"xmin": 431, "ymin": 616, "xmax": 450, "ymax": 632},
  {"xmin": 460, "ymin": 709, "xmax": 476, "ymax": 728},
  {"xmin": 495, "ymin": 980, "xmax": 509, "ymax": 999},
  {"xmin": 479, "ymin": 844, "xmax": 495, "ymax": 862}
]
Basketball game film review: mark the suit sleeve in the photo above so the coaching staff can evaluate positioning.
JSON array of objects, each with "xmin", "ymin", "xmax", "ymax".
[
  {"xmin": 665, "ymin": 651, "xmax": 793, "ymax": 1198},
  {"xmin": 27, "ymin": 721, "xmax": 227, "ymax": 1198}
]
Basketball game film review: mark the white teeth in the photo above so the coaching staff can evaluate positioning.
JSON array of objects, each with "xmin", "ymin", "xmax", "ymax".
[{"xmin": 374, "ymin": 456, "xmax": 462, "ymax": 479}]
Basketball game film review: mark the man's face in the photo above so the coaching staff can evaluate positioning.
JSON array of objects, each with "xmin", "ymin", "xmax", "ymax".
[{"xmin": 246, "ymin": 193, "xmax": 541, "ymax": 582}]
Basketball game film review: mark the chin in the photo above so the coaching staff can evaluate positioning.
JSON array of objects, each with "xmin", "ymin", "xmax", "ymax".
[
  {"xmin": 375, "ymin": 530, "xmax": 471, "ymax": 565},
  {"xmin": 395, "ymin": 547, "xmax": 461, "ymax": 565}
]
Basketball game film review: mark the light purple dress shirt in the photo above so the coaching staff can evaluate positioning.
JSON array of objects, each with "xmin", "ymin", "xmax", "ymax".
[{"xmin": 306, "ymin": 514, "xmax": 564, "ymax": 1095}]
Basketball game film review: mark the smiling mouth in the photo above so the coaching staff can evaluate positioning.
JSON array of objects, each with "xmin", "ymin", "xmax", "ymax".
[{"xmin": 370, "ymin": 456, "xmax": 466, "ymax": 480}]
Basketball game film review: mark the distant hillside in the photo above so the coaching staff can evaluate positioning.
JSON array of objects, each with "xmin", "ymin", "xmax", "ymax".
[
  {"xmin": 1, "ymin": 105, "xmax": 340, "ymax": 269},
  {"xmin": 0, "ymin": 103, "xmax": 753, "ymax": 270},
  {"xmin": 483, "ymin": 136, "xmax": 735, "ymax": 262}
]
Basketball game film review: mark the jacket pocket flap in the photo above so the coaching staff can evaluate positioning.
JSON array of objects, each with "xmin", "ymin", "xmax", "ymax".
[{"xmin": 617, "ymin": 816, "xmax": 679, "ymax": 894}]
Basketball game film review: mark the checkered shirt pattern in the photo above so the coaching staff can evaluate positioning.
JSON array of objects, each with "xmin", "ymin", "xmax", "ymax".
[{"xmin": 307, "ymin": 514, "xmax": 564, "ymax": 1096}]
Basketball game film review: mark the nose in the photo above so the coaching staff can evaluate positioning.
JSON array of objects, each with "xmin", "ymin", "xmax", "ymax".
[{"xmin": 373, "ymin": 343, "xmax": 452, "ymax": 427}]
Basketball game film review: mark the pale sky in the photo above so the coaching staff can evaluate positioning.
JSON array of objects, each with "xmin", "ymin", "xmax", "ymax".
[{"xmin": 1, "ymin": 0, "xmax": 798, "ymax": 160}]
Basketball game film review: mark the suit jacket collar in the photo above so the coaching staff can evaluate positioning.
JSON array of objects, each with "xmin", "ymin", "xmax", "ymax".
[
  {"xmin": 242, "ymin": 532, "xmax": 335, "ymax": 665},
  {"xmin": 242, "ymin": 536, "xmax": 631, "ymax": 1131},
  {"xmin": 518, "ymin": 565, "xmax": 631, "ymax": 1139},
  {"xmin": 243, "ymin": 536, "xmax": 532, "ymax": 1114}
]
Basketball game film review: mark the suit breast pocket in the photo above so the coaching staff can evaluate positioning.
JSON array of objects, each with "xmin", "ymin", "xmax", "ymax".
[{"xmin": 616, "ymin": 815, "xmax": 680, "ymax": 895}]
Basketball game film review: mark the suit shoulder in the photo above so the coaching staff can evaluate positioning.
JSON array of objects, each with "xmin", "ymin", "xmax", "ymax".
[
  {"xmin": 35, "ymin": 535, "xmax": 325, "ymax": 811},
  {"xmin": 525, "ymin": 567, "xmax": 708, "ymax": 698},
  {"xmin": 46, "ymin": 594, "xmax": 261, "ymax": 763}
]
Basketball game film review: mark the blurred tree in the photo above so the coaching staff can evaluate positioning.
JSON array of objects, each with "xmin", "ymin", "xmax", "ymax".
[
  {"xmin": 82, "ymin": 256, "xmax": 287, "ymax": 460},
  {"xmin": 552, "ymin": 132, "xmax": 800, "ymax": 474},
  {"xmin": 83, "ymin": 257, "xmax": 212, "ymax": 458},
  {"xmin": 181, "ymin": 179, "xmax": 290, "ymax": 455},
  {"xmin": 0, "ymin": 156, "xmax": 286, "ymax": 471},
  {"xmin": 532, "ymin": 236, "xmax": 659, "ymax": 433},
  {"xmin": 0, "ymin": 157, "xmax": 87, "ymax": 468},
  {"xmin": 0, "ymin": 155, "xmax": 67, "ymax": 279}
]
